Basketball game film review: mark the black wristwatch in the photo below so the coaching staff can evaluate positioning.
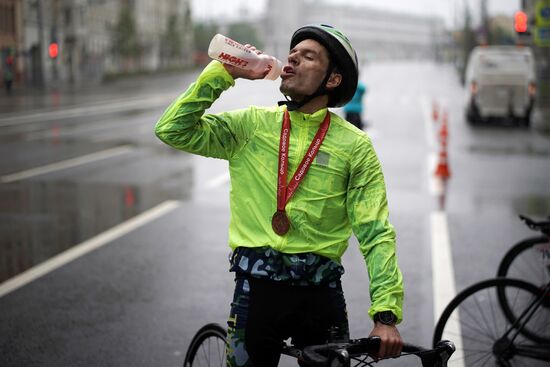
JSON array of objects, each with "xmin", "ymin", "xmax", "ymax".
[{"xmin": 373, "ymin": 311, "xmax": 397, "ymax": 325}]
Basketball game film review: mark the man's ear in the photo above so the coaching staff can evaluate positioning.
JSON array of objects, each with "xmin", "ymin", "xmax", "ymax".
[{"xmin": 326, "ymin": 72, "xmax": 342, "ymax": 90}]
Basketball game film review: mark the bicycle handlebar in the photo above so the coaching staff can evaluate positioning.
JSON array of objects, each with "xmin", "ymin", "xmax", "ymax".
[{"xmin": 302, "ymin": 337, "xmax": 455, "ymax": 367}]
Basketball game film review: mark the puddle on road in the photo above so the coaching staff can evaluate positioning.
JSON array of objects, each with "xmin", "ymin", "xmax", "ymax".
[{"xmin": 0, "ymin": 169, "xmax": 192, "ymax": 283}]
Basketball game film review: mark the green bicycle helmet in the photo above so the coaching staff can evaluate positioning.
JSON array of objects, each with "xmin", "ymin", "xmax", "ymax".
[{"xmin": 288, "ymin": 24, "xmax": 359, "ymax": 108}]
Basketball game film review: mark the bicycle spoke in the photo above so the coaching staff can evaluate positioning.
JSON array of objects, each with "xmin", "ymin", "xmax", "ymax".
[
  {"xmin": 458, "ymin": 304, "xmax": 499, "ymax": 341},
  {"xmin": 473, "ymin": 291, "xmax": 498, "ymax": 339},
  {"xmin": 468, "ymin": 350, "xmax": 494, "ymax": 367}
]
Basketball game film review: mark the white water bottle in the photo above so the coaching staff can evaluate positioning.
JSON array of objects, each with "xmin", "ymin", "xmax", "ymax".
[{"xmin": 208, "ymin": 34, "xmax": 283, "ymax": 80}]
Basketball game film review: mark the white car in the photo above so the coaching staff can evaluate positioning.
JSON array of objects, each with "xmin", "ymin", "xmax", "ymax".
[{"xmin": 464, "ymin": 46, "xmax": 536, "ymax": 127}]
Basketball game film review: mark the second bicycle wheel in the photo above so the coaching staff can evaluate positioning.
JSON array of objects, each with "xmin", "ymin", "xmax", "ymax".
[
  {"xmin": 433, "ymin": 278, "xmax": 548, "ymax": 367},
  {"xmin": 183, "ymin": 323, "xmax": 227, "ymax": 367},
  {"xmin": 496, "ymin": 236, "xmax": 550, "ymax": 343},
  {"xmin": 497, "ymin": 236, "xmax": 550, "ymax": 289}
]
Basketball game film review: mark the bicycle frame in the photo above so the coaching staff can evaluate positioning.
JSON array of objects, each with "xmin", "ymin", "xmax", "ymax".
[{"xmin": 497, "ymin": 281, "xmax": 550, "ymax": 363}]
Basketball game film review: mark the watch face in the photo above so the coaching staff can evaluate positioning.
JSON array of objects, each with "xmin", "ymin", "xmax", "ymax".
[{"xmin": 377, "ymin": 311, "xmax": 397, "ymax": 325}]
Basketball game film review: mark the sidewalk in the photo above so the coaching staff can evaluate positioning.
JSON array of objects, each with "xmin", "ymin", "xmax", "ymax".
[{"xmin": 0, "ymin": 68, "xmax": 201, "ymax": 116}]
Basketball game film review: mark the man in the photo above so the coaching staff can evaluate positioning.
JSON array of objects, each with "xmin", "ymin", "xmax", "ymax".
[
  {"xmin": 155, "ymin": 24, "xmax": 403, "ymax": 367},
  {"xmin": 344, "ymin": 80, "xmax": 367, "ymax": 129}
]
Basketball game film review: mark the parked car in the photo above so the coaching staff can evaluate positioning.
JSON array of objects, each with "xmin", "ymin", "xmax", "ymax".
[{"xmin": 464, "ymin": 46, "xmax": 536, "ymax": 127}]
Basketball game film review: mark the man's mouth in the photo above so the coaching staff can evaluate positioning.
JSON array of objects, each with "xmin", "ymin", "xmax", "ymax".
[{"xmin": 281, "ymin": 65, "xmax": 295, "ymax": 79}]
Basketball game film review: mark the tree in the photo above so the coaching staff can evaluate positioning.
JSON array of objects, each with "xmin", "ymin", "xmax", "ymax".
[
  {"xmin": 460, "ymin": 3, "xmax": 477, "ymax": 83},
  {"xmin": 193, "ymin": 22, "xmax": 219, "ymax": 54},
  {"xmin": 227, "ymin": 22, "xmax": 263, "ymax": 49},
  {"xmin": 162, "ymin": 14, "xmax": 182, "ymax": 63},
  {"xmin": 111, "ymin": 4, "xmax": 142, "ymax": 68}
]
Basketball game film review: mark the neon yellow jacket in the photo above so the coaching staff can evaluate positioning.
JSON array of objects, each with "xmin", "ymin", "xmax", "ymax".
[{"xmin": 155, "ymin": 61, "xmax": 403, "ymax": 321}]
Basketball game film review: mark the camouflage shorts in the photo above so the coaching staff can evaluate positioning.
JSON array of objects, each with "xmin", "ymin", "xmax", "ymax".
[{"xmin": 229, "ymin": 246, "xmax": 345, "ymax": 286}]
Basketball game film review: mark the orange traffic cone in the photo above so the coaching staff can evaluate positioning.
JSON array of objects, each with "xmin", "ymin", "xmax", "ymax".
[
  {"xmin": 439, "ymin": 112, "xmax": 449, "ymax": 143},
  {"xmin": 434, "ymin": 149, "xmax": 451, "ymax": 179}
]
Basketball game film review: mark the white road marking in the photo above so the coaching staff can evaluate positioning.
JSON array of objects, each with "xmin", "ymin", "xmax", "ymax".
[
  {"xmin": 431, "ymin": 212, "xmax": 464, "ymax": 367},
  {"xmin": 205, "ymin": 172, "xmax": 230, "ymax": 189},
  {"xmin": 0, "ymin": 145, "xmax": 134, "ymax": 183},
  {"xmin": 0, "ymin": 95, "xmax": 172, "ymax": 127},
  {"xmin": 0, "ymin": 200, "xmax": 181, "ymax": 298},
  {"xmin": 420, "ymin": 95, "xmax": 436, "ymax": 149},
  {"xmin": 422, "ymin": 96, "xmax": 464, "ymax": 367}
]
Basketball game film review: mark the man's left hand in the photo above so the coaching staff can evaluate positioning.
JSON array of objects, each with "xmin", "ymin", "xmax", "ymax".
[{"xmin": 369, "ymin": 323, "xmax": 403, "ymax": 359}]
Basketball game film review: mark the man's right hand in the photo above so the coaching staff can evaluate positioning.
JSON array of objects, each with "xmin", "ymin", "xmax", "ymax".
[{"xmin": 222, "ymin": 45, "xmax": 270, "ymax": 80}]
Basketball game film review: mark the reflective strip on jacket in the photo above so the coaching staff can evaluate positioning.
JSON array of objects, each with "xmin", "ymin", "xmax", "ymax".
[{"xmin": 155, "ymin": 61, "xmax": 404, "ymax": 322}]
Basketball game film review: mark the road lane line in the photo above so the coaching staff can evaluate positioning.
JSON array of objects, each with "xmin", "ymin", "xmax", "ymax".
[
  {"xmin": 431, "ymin": 212, "xmax": 458, "ymax": 319},
  {"xmin": 420, "ymin": 95, "xmax": 436, "ymax": 149},
  {"xmin": 423, "ymin": 95, "xmax": 464, "ymax": 367},
  {"xmin": 431, "ymin": 212, "xmax": 464, "ymax": 367},
  {"xmin": 205, "ymin": 172, "xmax": 230, "ymax": 189},
  {"xmin": 0, "ymin": 95, "xmax": 172, "ymax": 127},
  {"xmin": 0, "ymin": 200, "xmax": 180, "ymax": 298},
  {"xmin": 0, "ymin": 145, "xmax": 134, "ymax": 183}
]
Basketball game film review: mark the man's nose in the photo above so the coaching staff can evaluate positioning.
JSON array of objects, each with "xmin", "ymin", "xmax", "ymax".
[{"xmin": 287, "ymin": 53, "xmax": 298, "ymax": 65}]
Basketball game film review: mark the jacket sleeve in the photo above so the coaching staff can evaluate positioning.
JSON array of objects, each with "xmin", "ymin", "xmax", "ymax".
[
  {"xmin": 346, "ymin": 137, "xmax": 404, "ymax": 323},
  {"xmin": 155, "ymin": 61, "xmax": 255, "ymax": 160}
]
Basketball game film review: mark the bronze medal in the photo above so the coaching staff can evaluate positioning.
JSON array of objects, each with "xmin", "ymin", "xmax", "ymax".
[{"xmin": 271, "ymin": 210, "xmax": 290, "ymax": 236}]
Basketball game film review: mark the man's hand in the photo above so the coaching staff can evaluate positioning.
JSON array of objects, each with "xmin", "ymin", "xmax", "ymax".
[
  {"xmin": 369, "ymin": 322, "xmax": 403, "ymax": 359},
  {"xmin": 222, "ymin": 44, "xmax": 271, "ymax": 80}
]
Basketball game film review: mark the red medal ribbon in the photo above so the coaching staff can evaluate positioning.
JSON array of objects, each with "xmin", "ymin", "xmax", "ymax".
[{"xmin": 276, "ymin": 109, "xmax": 331, "ymax": 213}]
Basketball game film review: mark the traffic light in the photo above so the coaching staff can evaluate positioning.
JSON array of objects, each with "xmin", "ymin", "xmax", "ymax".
[
  {"xmin": 48, "ymin": 42, "xmax": 59, "ymax": 59},
  {"xmin": 514, "ymin": 11, "xmax": 528, "ymax": 33}
]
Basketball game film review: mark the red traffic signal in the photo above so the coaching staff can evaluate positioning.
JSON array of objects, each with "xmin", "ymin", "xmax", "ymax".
[
  {"xmin": 48, "ymin": 42, "xmax": 59, "ymax": 59},
  {"xmin": 514, "ymin": 11, "xmax": 528, "ymax": 33}
]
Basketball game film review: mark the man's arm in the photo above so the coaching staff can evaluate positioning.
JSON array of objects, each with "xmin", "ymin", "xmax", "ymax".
[
  {"xmin": 346, "ymin": 136, "xmax": 404, "ymax": 358},
  {"xmin": 155, "ymin": 61, "xmax": 256, "ymax": 160}
]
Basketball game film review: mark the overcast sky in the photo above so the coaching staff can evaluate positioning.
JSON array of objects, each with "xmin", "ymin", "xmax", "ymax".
[{"xmin": 191, "ymin": 0, "xmax": 521, "ymax": 28}]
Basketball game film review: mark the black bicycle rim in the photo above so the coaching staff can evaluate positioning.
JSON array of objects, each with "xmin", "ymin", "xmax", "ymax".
[
  {"xmin": 497, "ymin": 236, "xmax": 549, "ymax": 286},
  {"xmin": 183, "ymin": 323, "xmax": 227, "ymax": 367},
  {"xmin": 433, "ymin": 278, "xmax": 549, "ymax": 367},
  {"xmin": 496, "ymin": 237, "xmax": 550, "ymax": 343}
]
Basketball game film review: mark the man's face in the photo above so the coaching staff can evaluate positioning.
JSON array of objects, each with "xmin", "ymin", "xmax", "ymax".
[{"xmin": 280, "ymin": 39, "xmax": 331, "ymax": 102}]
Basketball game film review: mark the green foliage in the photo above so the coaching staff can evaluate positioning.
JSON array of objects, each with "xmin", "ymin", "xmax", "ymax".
[
  {"xmin": 112, "ymin": 5, "xmax": 142, "ymax": 58},
  {"xmin": 163, "ymin": 14, "xmax": 182, "ymax": 58},
  {"xmin": 489, "ymin": 25, "xmax": 515, "ymax": 45},
  {"xmin": 193, "ymin": 21, "xmax": 264, "ymax": 54},
  {"xmin": 227, "ymin": 22, "xmax": 263, "ymax": 49},
  {"xmin": 193, "ymin": 22, "xmax": 219, "ymax": 53}
]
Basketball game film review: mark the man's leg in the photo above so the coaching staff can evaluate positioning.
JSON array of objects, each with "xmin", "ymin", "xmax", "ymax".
[
  {"xmin": 245, "ymin": 278, "xmax": 300, "ymax": 367},
  {"xmin": 227, "ymin": 276, "xmax": 297, "ymax": 367},
  {"xmin": 292, "ymin": 282, "xmax": 350, "ymax": 348},
  {"xmin": 227, "ymin": 276, "xmax": 253, "ymax": 367}
]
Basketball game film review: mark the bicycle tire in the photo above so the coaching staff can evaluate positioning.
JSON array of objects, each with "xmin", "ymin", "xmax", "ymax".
[
  {"xmin": 183, "ymin": 323, "xmax": 227, "ymax": 367},
  {"xmin": 496, "ymin": 236, "xmax": 550, "ymax": 343},
  {"xmin": 433, "ymin": 278, "xmax": 548, "ymax": 367},
  {"xmin": 497, "ymin": 236, "xmax": 549, "ymax": 286}
]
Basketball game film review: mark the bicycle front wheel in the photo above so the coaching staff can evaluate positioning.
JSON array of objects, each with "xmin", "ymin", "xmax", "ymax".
[
  {"xmin": 433, "ymin": 278, "xmax": 548, "ymax": 367},
  {"xmin": 183, "ymin": 323, "xmax": 227, "ymax": 367}
]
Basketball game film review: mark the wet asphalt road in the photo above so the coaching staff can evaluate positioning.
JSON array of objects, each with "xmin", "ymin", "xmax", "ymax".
[{"xmin": 1, "ymin": 62, "xmax": 549, "ymax": 367}]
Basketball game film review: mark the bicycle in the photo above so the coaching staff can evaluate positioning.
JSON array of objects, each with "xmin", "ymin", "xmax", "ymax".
[
  {"xmin": 433, "ymin": 215, "xmax": 550, "ymax": 366},
  {"xmin": 496, "ymin": 214, "xmax": 549, "ymax": 293},
  {"xmin": 183, "ymin": 323, "xmax": 455, "ymax": 367}
]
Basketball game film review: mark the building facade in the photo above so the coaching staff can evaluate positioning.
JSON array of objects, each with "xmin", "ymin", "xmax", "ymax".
[
  {"xmin": 1, "ymin": 0, "xmax": 23, "ymax": 90},
  {"xmin": 263, "ymin": 0, "xmax": 446, "ymax": 68},
  {"xmin": 8, "ymin": 0, "xmax": 193, "ymax": 89}
]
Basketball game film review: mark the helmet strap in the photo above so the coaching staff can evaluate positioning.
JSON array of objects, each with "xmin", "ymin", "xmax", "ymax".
[{"xmin": 279, "ymin": 60, "xmax": 335, "ymax": 111}]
